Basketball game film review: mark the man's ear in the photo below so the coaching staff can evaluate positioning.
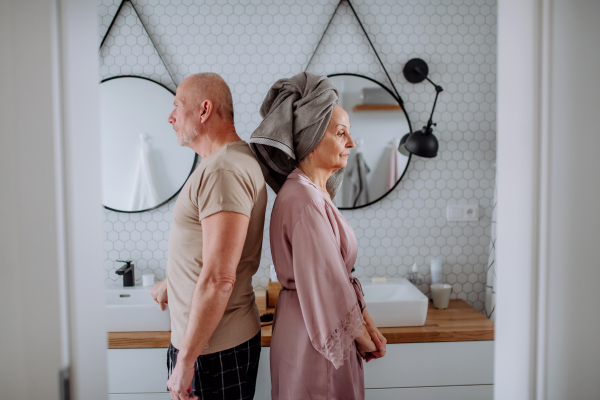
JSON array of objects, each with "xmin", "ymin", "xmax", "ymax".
[{"xmin": 199, "ymin": 99, "xmax": 214, "ymax": 124}]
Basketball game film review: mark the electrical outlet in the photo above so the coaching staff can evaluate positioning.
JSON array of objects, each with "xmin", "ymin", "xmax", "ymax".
[{"xmin": 447, "ymin": 204, "xmax": 479, "ymax": 222}]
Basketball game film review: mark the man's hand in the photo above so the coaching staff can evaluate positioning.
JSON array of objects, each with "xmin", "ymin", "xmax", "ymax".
[
  {"xmin": 167, "ymin": 361, "xmax": 197, "ymax": 400},
  {"xmin": 151, "ymin": 279, "xmax": 168, "ymax": 311}
]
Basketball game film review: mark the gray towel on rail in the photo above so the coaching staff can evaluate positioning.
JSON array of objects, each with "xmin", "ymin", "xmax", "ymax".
[
  {"xmin": 249, "ymin": 72, "xmax": 344, "ymax": 198},
  {"xmin": 346, "ymin": 151, "xmax": 370, "ymax": 207}
]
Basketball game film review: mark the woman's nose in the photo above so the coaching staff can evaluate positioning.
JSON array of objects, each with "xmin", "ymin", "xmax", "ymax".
[{"xmin": 347, "ymin": 134, "xmax": 356, "ymax": 148}]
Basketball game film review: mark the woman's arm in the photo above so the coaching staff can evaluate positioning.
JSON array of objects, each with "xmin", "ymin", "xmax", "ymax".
[
  {"xmin": 290, "ymin": 201, "xmax": 371, "ymax": 369},
  {"xmin": 355, "ymin": 325, "xmax": 377, "ymax": 356}
]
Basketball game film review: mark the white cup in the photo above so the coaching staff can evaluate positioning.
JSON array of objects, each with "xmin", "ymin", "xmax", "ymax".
[
  {"xmin": 142, "ymin": 272, "xmax": 155, "ymax": 287},
  {"xmin": 430, "ymin": 283, "xmax": 452, "ymax": 309}
]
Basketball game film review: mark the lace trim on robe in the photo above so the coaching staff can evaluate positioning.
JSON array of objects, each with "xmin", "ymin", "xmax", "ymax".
[{"xmin": 315, "ymin": 302, "xmax": 365, "ymax": 370}]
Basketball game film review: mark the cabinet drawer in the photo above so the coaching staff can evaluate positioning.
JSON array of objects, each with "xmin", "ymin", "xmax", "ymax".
[
  {"xmin": 107, "ymin": 349, "xmax": 168, "ymax": 394},
  {"xmin": 365, "ymin": 385, "xmax": 493, "ymax": 400},
  {"xmin": 108, "ymin": 342, "xmax": 493, "ymax": 397},
  {"xmin": 255, "ymin": 348, "xmax": 272, "ymax": 400},
  {"xmin": 109, "ymin": 394, "xmax": 171, "ymax": 400},
  {"xmin": 364, "ymin": 341, "xmax": 494, "ymax": 388}
]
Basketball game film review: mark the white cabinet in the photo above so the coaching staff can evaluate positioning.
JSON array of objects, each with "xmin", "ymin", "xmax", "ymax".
[
  {"xmin": 365, "ymin": 385, "xmax": 493, "ymax": 400},
  {"xmin": 107, "ymin": 349, "xmax": 168, "ymax": 395},
  {"xmin": 364, "ymin": 341, "xmax": 494, "ymax": 388},
  {"xmin": 255, "ymin": 341, "xmax": 494, "ymax": 400},
  {"xmin": 109, "ymin": 341, "xmax": 493, "ymax": 400},
  {"xmin": 255, "ymin": 349, "xmax": 272, "ymax": 400},
  {"xmin": 109, "ymin": 395, "xmax": 171, "ymax": 400}
]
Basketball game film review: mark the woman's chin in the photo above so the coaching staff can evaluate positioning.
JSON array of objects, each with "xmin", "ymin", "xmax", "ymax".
[
  {"xmin": 331, "ymin": 164, "xmax": 347, "ymax": 172},
  {"xmin": 323, "ymin": 159, "xmax": 348, "ymax": 172}
]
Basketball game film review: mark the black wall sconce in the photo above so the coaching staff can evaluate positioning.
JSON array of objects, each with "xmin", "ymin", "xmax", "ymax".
[{"xmin": 398, "ymin": 58, "xmax": 444, "ymax": 158}]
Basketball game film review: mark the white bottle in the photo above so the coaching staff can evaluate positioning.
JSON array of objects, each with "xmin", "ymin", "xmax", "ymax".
[{"xmin": 430, "ymin": 259, "xmax": 443, "ymax": 285}]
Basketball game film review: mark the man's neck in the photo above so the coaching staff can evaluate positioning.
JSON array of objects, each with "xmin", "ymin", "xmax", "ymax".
[{"xmin": 188, "ymin": 125, "xmax": 242, "ymax": 158}]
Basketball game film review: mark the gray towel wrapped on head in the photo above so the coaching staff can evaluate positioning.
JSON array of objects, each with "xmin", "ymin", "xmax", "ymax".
[{"xmin": 249, "ymin": 72, "xmax": 344, "ymax": 198}]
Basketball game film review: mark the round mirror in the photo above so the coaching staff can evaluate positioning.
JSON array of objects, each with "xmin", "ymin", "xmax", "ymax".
[
  {"xmin": 99, "ymin": 76, "xmax": 197, "ymax": 212},
  {"xmin": 329, "ymin": 74, "xmax": 411, "ymax": 209}
]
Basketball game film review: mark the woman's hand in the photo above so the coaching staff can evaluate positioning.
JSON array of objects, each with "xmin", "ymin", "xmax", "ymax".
[
  {"xmin": 355, "ymin": 325, "xmax": 377, "ymax": 357},
  {"xmin": 150, "ymin": 279, "xmax": 168, "ymax": 311},
  {"xmin": 363, "ymin": 310, "xmax": 387, "ymax": 362}
]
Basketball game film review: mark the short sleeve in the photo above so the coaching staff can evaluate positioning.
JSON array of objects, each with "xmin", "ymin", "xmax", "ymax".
[{"xmin": 196, "ymin": 170, "xmax": 255, "ymax": 221}]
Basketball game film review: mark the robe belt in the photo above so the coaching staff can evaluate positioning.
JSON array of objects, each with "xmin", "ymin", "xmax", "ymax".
[
  {"xmin": 279, "ymin": 276, "xmax": 365, "ymax": 312},
  {"xmin": 350, "ymin": 276, "xmax": 365, "ymax": 311}
]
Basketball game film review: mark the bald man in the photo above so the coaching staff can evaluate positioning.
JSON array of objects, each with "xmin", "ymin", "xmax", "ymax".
[{"xmin": 150, "ymin": 73, "xmax": 267, "ymax": 400}]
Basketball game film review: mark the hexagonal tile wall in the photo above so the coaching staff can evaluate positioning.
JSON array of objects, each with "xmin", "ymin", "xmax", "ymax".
[{"xmin": 100, "ymin": 0, "xmax": 496, "ymax": 312}]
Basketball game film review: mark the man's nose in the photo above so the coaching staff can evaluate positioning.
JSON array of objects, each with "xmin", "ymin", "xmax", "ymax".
[{"xmin": 167, "ymin": 110, "xmax": 175, "ymax": 124}]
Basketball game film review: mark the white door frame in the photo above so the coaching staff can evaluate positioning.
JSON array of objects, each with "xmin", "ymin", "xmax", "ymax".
[
  {"xmin": 495, "ymin": 0, "xmax": 552, "ymax": 399},
  {"xmin": 57, "ymin": 0, "xmax": 108, "ymax": 398},
  {"xmin": 1, "ymin": 0, "xmax": 106, "ymax": 399}
]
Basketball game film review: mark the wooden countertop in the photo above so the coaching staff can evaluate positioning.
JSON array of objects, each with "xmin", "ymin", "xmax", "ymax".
[{"xmin": 108, "ymin": 300, "xmax": 493, "ymax": 349}]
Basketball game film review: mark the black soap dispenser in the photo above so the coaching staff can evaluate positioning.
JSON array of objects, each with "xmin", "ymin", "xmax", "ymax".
[{"xmin": 115, "ymin": 260, "xmax": 135, "ymax": 287}]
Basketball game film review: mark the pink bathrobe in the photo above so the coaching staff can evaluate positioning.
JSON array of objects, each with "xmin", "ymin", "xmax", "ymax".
[{"xmin": 270, "ymin": 169, "xmax": 366, "ymax": 400}]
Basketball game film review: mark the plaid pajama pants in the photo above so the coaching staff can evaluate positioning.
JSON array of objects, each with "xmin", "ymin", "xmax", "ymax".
[{"xmin": 167, "ymin": 331, "xmax": 261, "ymax": 400}]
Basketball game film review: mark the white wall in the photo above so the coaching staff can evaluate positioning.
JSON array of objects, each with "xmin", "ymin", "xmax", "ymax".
[
  {"xmin": 495, "ymin": 0, "xmax": 541, "ymax": 396},
  {"xmin": 545, "ymin": 0, "xmax": 600, "ymax": 398},
  {"xmin": 99, "ymin": 0, "xmax": 498, "ymax": 312},
  {"xmin": 0, "ymin": 0, "xmax": 108, "ymax": 399},
  {"xmin": 496, "ymin": 0, "xmax": 600, "ymax": 398},
  {"xmin": 59, "ymin": 0, "xmax": 109, "ymax": 398},
  {"xmin": 0, "ymin": 1, "xmax": 65, "ymax": 399}
]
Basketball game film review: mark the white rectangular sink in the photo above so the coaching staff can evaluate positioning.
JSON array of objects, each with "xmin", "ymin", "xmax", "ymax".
[
  {"xmin": 106, "ymin": 282, "xmax": 171, "ymax": 332},
  {"xmin": 360, "ymin": 278, "xmax": 428, "ymax": 327}
]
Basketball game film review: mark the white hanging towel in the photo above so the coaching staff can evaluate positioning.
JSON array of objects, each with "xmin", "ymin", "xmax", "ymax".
[
  {"xmin": 129, "ymin": 133, "xmax": 161, "ymax": 210},
  {"xmin": 485, "ymin": 165, "xmax": 498, "ymax": 322},
  {"xmin": 386, "ymin": 137, "xmax": 403, "ymax": 191}
]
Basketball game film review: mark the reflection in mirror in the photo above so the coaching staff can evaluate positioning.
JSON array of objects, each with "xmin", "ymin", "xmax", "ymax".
[
  {"xmin": 329, "ymin": 74, "xmax": 411, "ymax": 209},
  {"xmin": 100, "ymin": 77, "xmax": 197, "ymax": 212}
]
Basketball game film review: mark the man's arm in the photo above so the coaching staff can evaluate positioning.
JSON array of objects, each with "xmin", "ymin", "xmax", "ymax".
[{"xmin": 167, "ymin": 211, "xmax": 249, "ymax": 400}]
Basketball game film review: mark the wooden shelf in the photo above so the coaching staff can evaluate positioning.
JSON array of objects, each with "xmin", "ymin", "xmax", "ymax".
[
  {"xmin": 352, "ymin": 104, "xmax": 402, "ymax": 111},
  {"xmin": 260, "ymin": 300, "xmax": 493, "ymax": 346},
  {"xmin": 108, "ymin": 331, "xmax": 170, "ymax": 349},
  {"xmin": 108, "ymin": 300, "xmax": 493, "ymax": 349}
]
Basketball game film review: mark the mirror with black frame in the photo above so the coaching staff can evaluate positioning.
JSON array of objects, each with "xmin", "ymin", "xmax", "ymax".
[
  {"xmin": 99, "ymin": 76, "xmax": 197, "ymax": 213},
  {"xmin": 329, "ymin": 74, "xmax": 411, "ymax": 210}
]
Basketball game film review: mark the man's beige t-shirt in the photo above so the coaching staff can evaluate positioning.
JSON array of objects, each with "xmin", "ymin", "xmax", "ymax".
[{"xmin": 166, "ymin": 141, "xmax": 267, "ymax": 353}]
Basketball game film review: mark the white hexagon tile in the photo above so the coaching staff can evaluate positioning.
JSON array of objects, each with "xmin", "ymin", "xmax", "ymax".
[{"xmin": 99, "ymin": 0, "xmax": 496, "ymax": 312}]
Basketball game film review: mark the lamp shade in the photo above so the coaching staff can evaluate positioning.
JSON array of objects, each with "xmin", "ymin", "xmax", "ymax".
[
  {"xmin": 398, "ymin": 133, "xmax": 411, "ymax": 156},
  {"xmin": 405, "ymin": 126, "xmax": 438, "ymax": 158}
]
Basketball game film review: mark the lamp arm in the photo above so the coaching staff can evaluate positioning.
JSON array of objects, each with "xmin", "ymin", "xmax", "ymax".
[
  {"xmin": 423, "ymin": 76, "xmax": 443, "ymax": 91},
  {"xmin": 413, "ymin": 66, "xmax": 444, "ymax": 91},
  {"xmin": 426, "ymin": 87, "xmax": 442, "ymax": 128},
  {"xmin": 412, "ymin": 66, "xmax": 444, "ymax": 129}
]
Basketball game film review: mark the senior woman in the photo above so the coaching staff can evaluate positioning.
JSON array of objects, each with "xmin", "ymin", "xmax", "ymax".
[{"xmin": 250, "ymin": 72, "xmax": 387, "ymax": 399}]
